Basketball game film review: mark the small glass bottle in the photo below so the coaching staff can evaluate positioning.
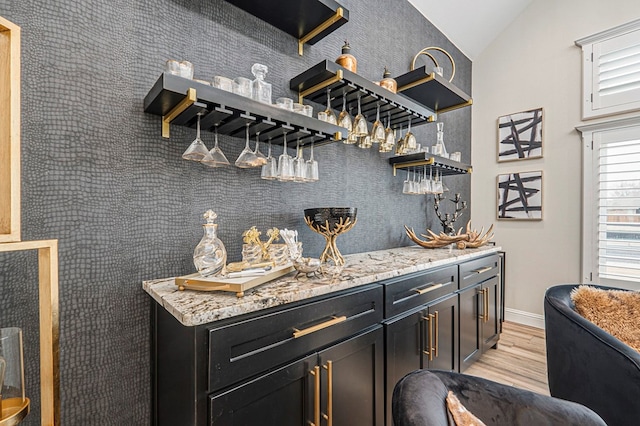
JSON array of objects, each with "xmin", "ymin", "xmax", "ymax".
[
  {"xmin": 433, "ymin": 122, "xmax": 448, "ymax": 157},
  {"xmin": 336, "ymin": 40, "xmax": 357, "ymax": 73},
  {"xmin": 194, "ymin": 210, "xmax": 227, "ymax": 277},
  {"xmin": 251, "ymin": 63, "xmax": 272, "ymax": 104},
  {"xmin": 379, "ymin": 67, "xmax": 397, "ymax": 93}
]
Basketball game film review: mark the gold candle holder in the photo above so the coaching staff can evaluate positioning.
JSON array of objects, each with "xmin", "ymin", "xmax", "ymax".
[{"xmin": 304, "ymin": 208, "xmax": 357, "ymax": 266}]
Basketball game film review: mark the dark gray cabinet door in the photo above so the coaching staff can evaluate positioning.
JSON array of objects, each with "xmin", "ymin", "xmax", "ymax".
[
  {"xmin": 458, "ymin": 284, "xmax": 481, "ymax": 372},
  {"xmin": 208, "ymin": 353, "xmax": 316, "ymax": 425},
  {"xmin": 318, "ymin": 326, "xmax": 385, "ymax": 426},
  {"xmin": 427, "ymin": 293, "xmax": 458, "ymax": 372}
]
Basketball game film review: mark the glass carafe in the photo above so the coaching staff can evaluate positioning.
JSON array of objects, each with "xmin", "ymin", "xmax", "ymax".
[
  {"xmin": 251, "ymin": 63, "xmax": 272, "ymax": 104},
  {"xmin": 193, "ymin": 210, "xmax": 227, "ymax": 277}
]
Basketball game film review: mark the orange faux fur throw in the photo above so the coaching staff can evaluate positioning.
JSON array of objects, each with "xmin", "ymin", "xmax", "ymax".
[{"xmin": 571, "ymin": 285, "xmax": 640, "ymax": 353}]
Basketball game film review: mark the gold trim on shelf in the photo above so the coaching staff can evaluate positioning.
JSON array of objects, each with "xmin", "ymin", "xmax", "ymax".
[
  {"xmin": 161, "ymin": 87, "xmax": 197, "ymax": 138},
  {"xmin": 397, "ymin": 73, "xmax": 435, "ymax": 93},
  {"xmin": 0, "ymin": 397, "xmax": 30, "ymax": 426},
  {"xmin": 392, "ymin": 158, "xmax": 434, "ymax": 176},
  {"xmin": 298, "ymin": 69, "xmax": 343, "ymax": 104},
  {"xmin": 436, "ymin": 99, "xmax": 473, "ymax": 115},
  {"xmin": 0, "ymin": 16, "xmax": 21, "ymax": 243},
  {"xmin": 298, "ymin": 7, "xmax": 344, "ymax": 56},
  {"xmin": 0, "ymin": 240, "xmax": 60, "ymax": 426}
]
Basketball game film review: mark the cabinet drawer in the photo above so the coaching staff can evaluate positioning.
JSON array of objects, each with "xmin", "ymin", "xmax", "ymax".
[
  {"xmin": 207, "ymin": 285, "xmax": 383, "ymax": 392},
  {"xmin": 382, "ymin": 266, "xmax": 457, "ymax": 318},
  {"xmin": 459, "ymin": 254, "xmax": 499, "ymax": 290}
]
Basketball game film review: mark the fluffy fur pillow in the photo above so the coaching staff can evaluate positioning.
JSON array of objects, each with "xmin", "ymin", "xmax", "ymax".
[
  {"xmin": 571, "ymin": 285, "xmax": 640, "ymax": 352},
  {"xmin": 446, "ymin": 391, "xmax": 486, "ymax": 426}
]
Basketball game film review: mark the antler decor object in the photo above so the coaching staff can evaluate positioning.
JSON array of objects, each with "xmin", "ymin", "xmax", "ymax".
[
  {"xmin": 405, "ymin": 221, "xmax": 494, "ymax": 250},
  {"xmin": 434, "ymin": 193, "xmax": 467, "ymax": 235},
  {"xmin": 304, "ymin": 208, "xmax": 357, "ymax": 266}
]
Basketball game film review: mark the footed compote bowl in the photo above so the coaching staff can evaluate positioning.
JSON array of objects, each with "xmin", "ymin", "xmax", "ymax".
[{"xmin": 304, "ymin": 207, "xmax": 357, "ymax": 266}]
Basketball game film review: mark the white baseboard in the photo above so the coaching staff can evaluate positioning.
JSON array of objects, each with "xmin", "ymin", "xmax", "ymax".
[{"xmin": 504, "ymin": 308, "xmax": 545, "ymax": 329}]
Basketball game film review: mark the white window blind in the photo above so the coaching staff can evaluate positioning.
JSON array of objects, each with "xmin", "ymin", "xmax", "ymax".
[
  {"xmin": 577, "ymin": 19, "xmax": 640, "ymax": 119},
  {"xmin": 578, "ymin": 117, "xmax": 640, "ymax": 287}
]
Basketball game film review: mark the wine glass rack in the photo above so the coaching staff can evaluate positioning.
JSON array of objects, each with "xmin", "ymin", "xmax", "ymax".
[
  {"xmin": 389, "ymin": 152, "xmax": 472, "ymax": 177},
  {"xmin": 143, "ymin": 73, "xmax": 347, "ymax": 147}
]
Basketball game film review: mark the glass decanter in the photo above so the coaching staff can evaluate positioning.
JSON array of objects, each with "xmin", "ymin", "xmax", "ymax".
[
  {"xmin": 193, "ymin": 210, "xmax": 227, "ymax": 277},
  {"xmin": 251, "ymin": 63, "xmax": 272, "ymax": 104}
]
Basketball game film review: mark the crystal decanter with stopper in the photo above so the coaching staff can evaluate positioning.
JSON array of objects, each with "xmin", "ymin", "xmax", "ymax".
[
  {"xmin": 193, "ymin": 210, "xmax": 227, "ymax": 277},
  {"xmin": 251, "ymin": 63, "xmax": 272, "ymax": 104}
]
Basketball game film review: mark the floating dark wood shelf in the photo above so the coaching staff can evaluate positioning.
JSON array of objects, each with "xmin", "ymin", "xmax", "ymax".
[
  {"xmin": 144, "ymin": 73, "xmax": 346, "ymax": 147},
  {"xmin": 388, "ymin": 152, "xmax": 472, "ymax": 177},
  {"xmin": 290, "ymin": 60, "xmax": 435, "ymax": 130},
  {"xmin": 224, "ymin": 0, "xmax": 349, "ymax": 55},
  {"xmin": 395, "ymin": 66, "xmax": 472, "ymax": 114}
]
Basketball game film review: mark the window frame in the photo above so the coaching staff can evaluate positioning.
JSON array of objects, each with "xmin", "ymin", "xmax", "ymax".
[
  {"xmin": 576, "ymin": 18, "xmax": 640, "ymax": 120},
  {"xmin": 577, "ymin": 116, "xmax": 640, "ymax": 287}
]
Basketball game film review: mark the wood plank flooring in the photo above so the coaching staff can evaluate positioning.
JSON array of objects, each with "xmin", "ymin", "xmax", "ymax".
[{"xmin": 464, "ymin": 321, "xmax": 550, "ymax": 395}]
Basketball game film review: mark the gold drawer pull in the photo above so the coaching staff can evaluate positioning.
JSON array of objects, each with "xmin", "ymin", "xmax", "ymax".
[
  {"xmin": 473, "ymin": 266, "xmax": 492, "ymax": 274},
  {"xmin": 415, "ymin": 283, "xmax": 444, "ymax": 295},
  {"xmin": 293, "ymin": 316, "xmax": 347, "ymax": 339}
]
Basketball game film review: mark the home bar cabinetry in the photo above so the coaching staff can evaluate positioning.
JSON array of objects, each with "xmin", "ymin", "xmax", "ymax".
[{"xmin": 146, "ymin": 247, "xmax": 502, "ymax": 425}]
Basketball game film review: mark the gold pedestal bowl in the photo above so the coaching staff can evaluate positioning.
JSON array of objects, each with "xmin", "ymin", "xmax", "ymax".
[{"xmin": 304, "ymin": 207, "xmax": 357, "ymax": 266}]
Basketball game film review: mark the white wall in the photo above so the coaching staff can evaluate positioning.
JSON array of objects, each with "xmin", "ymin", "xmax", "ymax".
[{"xmin": 472, "ymin": 0, "xmax": 640, "ymax": 326}]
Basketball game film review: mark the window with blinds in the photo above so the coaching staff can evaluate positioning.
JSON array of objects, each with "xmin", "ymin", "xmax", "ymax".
[
  {"xmin": 596, "ymin": 127, "xmax": 640, "ymax": 282},
  {"xmin": 577, "ymin": 19, "xmax": 640, "ymax": 119}
]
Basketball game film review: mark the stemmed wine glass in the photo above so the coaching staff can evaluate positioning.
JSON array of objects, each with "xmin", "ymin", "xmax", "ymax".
[
  {"xmin": 370, "ymin": 103, "xmax": 386, "ymax": 144},
  {"xmin": 260, "ymin": 139, "xmax": 278, "ymax": 180},
  {"xmin": 352, "ymin": 93, "xmax": 368, "ymax": 137},
  {"xmin": 182, "ymin": 113, "xmax": 209, "ymax": 161},
  {"xmin": 235, "ymin": 124, "xmax": 258, "ymax": 168},
  {"xmin": 293, "ymin": 139, "xmax": 306, "ymax": 182},
  {"xmin": 252, "ymin": 132, "xmax": 267, "ymax": 166},
  {"xmin": 357, "ymin": 114, "xmax": 372, "ymax": 149},
  {"xmin": 395, "ymin": 124, "xmax": 406, "ymax": 155},
  {"xmin": 201, "ymin": 125, "xmax": 230, "ymax": 167},
  {"xmin": 323, "ymin": 88, "xmax": 337, "ymax": 125},
  {"xmin": 338, "ymin": 91, "xmax": 353, "ymax": 143},
  {"xmin": 379, "ymin": 112, "xmax": 395, "ymax": 153},
  {"xmin": 404, "ymin": 117, "xmax": 417, "ymax": 151},
  {"xmin": 277, "ymin": 132, "xmax": 294, "ymax": 181},
  {"xmin": 305, "ymin": 140, "xmax": 319, "ymax": 182}
]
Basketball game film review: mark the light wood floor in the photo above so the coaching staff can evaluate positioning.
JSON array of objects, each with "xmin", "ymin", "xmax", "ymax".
[{"xmin": 464, "ymin": 321, "xmax": 549, "ymax": 395}]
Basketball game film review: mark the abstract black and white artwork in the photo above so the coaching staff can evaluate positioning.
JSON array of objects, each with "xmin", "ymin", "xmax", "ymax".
[
  {"xmin": 497, "ymin": 171, "xmax": 543, "ymax": 220},
  {"xmin": 497, "ymin": 108, "xmax": 543, "ymax": 161}
]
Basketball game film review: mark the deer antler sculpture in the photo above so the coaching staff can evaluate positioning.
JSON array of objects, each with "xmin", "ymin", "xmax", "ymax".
[{"xmin": 405, "ymin": 221, "xmax": 494, "ymax": 249}]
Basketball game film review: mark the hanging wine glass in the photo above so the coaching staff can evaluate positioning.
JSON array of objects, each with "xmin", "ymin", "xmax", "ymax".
[
  {"xmin": 322, "ymin": 88, "xmax": 337, "ymax": 125},
  {"xmin": 260, "ymin": 139, "xmax": 278, "ymax": 180},
  {"xmin": 357, "ymin": 114, "xmax": 372, "ymax": 149},
  {"xmin": 370, "ymin": 103, "xmax": 386, "ymax": 144},
  {"xmin": 395, "ymin": 124, "xmax": 406, "ymax": 155},
  {"xmin": 277, "ymin": 132, "xmax": 294, "ymax": 181},
  {"xmin": 338, "ymin": 91, "xmax": 353, "ymax": 143},
  {"xmin": 235, "ymin": 124, "xmax": 259, "ymax": 168},
  {"xmin": 404, "ymin": 117, "xmax": 417, "ymax": 151},
  {"xmin": 182, "ymin": 113, "xmax": 210, "ymax": 161},
  {"xmin": 252, "ymin": 132, "xmax": 267, "ymax": 166},
  {"xmin": 305, "ymin": 140, "xmax": 319, "ymax": 182},
  {"xmin": 344, "ymin": 105, "xmax": 358, "ymax": 145},
  {"xmin": 293, "ymin": 139, "xmax": 306, "ymax": 182},
  {"xmin": 352, "ymin": 93, "xmax": 368, "ymax": 137},
  {"xmin": 379, "ymin": 112, "xmax": 395, "ymax": 153},
  {"xmin": 201, "ymin": 125, "xmax": 230, "ymax": 167}
]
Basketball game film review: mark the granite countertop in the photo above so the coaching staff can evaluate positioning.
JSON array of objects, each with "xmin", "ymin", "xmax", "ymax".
[{"xmin": 143, "ymin": 245, "xmax": 501, "ymax": 326}]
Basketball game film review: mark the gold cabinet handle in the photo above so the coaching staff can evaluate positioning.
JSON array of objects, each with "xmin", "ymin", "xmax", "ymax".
[
  {"xmin": 414, "ymin": 283, "xmax": 444, "ymax": 295},
  {"xmin": 422, "ymin": 314, "xmax": 435, "ymax": 361},
  {"xmin": 293, "ymin": 316, "xmax": 347, "ymax": 339},
  {"xmin": 309, "ymin": 366, "xmax": 320, "ymax": 426},
  {"xmin": 473, "ymin": 266, "xmax": 492, "ymax": 274},
  {"xmin": 434, "ymin": 310, "xmax": 439, "ymax": 358},
  {"xmin": 484, "ymin": 288, "xmax": 490, "ymax": 323},
  {"xmin": 322, "ymin": 361, "xmax": 333, "ymax": 426},
  {"xmin": 477, "ymin": 288, "xmax": 486, "ymax": 322}
]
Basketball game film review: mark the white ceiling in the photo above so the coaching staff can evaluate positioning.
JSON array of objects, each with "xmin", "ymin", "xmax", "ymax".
[{"xmin": 408, "ymin": 0, "xmax": 534, "ymax": 60}]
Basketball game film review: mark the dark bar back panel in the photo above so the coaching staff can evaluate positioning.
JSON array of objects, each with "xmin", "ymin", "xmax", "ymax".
[{"xmin": 0, "ymin": 0, "xmax": 471, "ymax": 423}]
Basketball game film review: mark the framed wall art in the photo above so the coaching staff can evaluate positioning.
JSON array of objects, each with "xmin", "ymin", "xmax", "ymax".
[
  {"xmin": 497, "ymin": 107, "xmax": 543, "ymax": 162},
  {"xmin": 497, "ymin": 171, "xmax": 543, "ymax": 220}
]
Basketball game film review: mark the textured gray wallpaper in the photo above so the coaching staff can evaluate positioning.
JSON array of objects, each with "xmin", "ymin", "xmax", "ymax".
[{"xmin": 0, "ymin": 0, "xmax": 471, "ymax": 423}]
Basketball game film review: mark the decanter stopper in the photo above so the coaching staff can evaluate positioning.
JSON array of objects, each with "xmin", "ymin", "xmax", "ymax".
[{"xmin": 193, "ymin": 210, "xmax": 227, "ymax": 277}]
